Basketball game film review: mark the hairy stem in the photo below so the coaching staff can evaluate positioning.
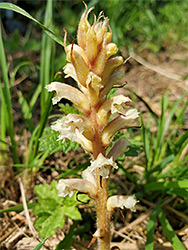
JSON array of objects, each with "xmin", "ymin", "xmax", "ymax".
[{"xmin": 90, "ymin": 106, "xmax": 111, "ymax": 250}]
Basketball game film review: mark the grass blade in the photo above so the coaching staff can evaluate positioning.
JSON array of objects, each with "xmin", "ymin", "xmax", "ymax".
[
  {"xmin": 0, "ymin": 26, "xmax": 19, "ymax": 163},
  {"xmin": 145, "ymin": 201, "xmax": 161, "ymax": 250},
  {"xmin": 33, "ymin": 238, "xmax": 48, "ymax": 250},
  {"xmin": 158, "ymin": 209, "xmax": 186, "ymax": 250},
  {"xmin": 0, "ymin": 3, "xmax": 64, "ymax": 46}
]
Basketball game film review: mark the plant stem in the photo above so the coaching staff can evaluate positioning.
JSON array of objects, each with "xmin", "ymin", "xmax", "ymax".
[
  {"xmin": 90, "ymin": 106, "xmax": 111, "ymax": 250},
  {"xmin": 96, "ymin": 176, "xmax": 110, "ymax": 250}
]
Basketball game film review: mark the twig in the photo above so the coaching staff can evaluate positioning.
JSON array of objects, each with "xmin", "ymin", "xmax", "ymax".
[
  {"xmin": 111, "ymin": 229, "xmax": 135, "ymax": 243},
  {"xmin": 119, "ymin": 210, "xmax": 152, "ymax": 233},
  {"xmin": 18, "ymin": 177, "xmax": 37, "ymax": 238},
  {"xmin": 129, "ymin": 51, "xmax": 183, "ymax": 82}
]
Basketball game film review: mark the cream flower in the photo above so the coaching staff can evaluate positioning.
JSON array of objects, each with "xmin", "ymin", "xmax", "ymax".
[
  {"xmin": 107, "ymin": 195, "xmax": 137, "ymax": 212},
  {"xmin": 97, "ymin": 95, "xmax": 132, "ymax": 126},
  {"xmin": 52, "ymin": 114, "xmax": 93, "ymax": 152},
  {"xmin": 102, "ymin": 108, "xmax": 140, "ymax": 146},
  {"xmin": 45, "ymin": 82, "xmax": 90, "ymax": 115},
  {"xmin": 107, "ymin": 137, "xmax": 130, "ymax": 160},
  {"xmin": 88, "ymin": 153, "xmax": 118, "ymax": 178},
  {"xmin": 82, "ymin": 167, "xmax": 96, "ymax": 186},
  {"xmin": 56, "ymin": 178, "xmax": 97, "ymax": 199}
]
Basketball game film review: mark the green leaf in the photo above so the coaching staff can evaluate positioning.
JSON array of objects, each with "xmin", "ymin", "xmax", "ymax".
[
  {"xmin": 64, "ymin": 205, "xmax": 82, "ymax": 220},
  {"xmin": 0, "ymin": 202, "xmax": 36, "ymax": 213},
  {"xmin": 34, "ymin": 206, "xmax": 65, "ymax": 238},
  {"xmin": 33, "ymin": 238, "xmax": 48, "ymax": 250},
  {"xmin": 59, "ymin": 103, "xmax": 80, "ymax": 115},
  {"xmin": 0, "ymin": 3, "xmax": 64, "ymax": 47},
  {"xmin": 145, "ymin": 180, "xmax": 188, "ymax": 191},
  {"xmin": 144, "ymin": 180, "xmax": 188, "ymax": 197},
  {"xmin": 146, "ymin": 202, "xmax": 161, "ymax": 250},
  {"xmin": 33, "ymin": 199, "xmax": 58, "ymax": 214},
  {"xmin": 39, "ymin": 127, "xmax": 79, "ymax": 154},
  {"xmin": 158, "ymin": 209, "xmax": 186, "ymax": 250},
  {"xmin": 55, "ymin": 221, "xmax": 79, "ymax": 250},
  {"xmin": 33, "ymin": 181, "xmax": 83, "ymax": 238},
  {"xmin": 34, "ymin": 180, "xmax": 62, "ymax": 204}
]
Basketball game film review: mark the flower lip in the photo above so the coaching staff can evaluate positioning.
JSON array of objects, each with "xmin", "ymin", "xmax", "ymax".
[
  {"xmin": 88, "ymin": 153, "xmax": 118, "ymax": 178},
  {"xmin": 107, "ymin": 195, "xmax": 138, "ymax": 212},
  {"xmin": 45, "ymin": 82, "xmax": 90, "ymax": 115},
  {"xmin": 51, "ymin": 114, "xmax": 93, "ymax": 153},
  {"xmin": 56, "ymin": 178, "xmax": 97, "ymax": 200}
]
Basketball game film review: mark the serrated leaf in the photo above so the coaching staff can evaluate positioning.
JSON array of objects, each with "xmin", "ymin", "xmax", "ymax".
[
  {"xmin": 34, "ymin": 180, "xmax": 62, "ymax": 204},
  {"xmin": 58, "ymin": 103, "xmax": 80, "ymax": 115},
  {"xmin": 33, "ymin": 199, "xmax": 58, "ymax": 214},
  {"xmin": 33, "ymin": 181, "xmax": 83, "ymax": 239},
  {"xmin": 64, "ymin": 205, "xmax": 82, "ymax": 220},
  {"xmin": 34, "ymin": 206, "xmax": 65, "ymax": 238},
  {"xmin": 39, "ymin": 127, "xmax": 79, "ymax": 154}
]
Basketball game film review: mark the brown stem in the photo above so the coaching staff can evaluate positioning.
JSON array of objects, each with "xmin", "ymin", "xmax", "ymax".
[
  {"xmin": 90, "ymin": 106, "xmax": 111, "ymax": 250},
  {"xmin": 96, "ymin": 176, "xmax": 111, "ymax": 250}
]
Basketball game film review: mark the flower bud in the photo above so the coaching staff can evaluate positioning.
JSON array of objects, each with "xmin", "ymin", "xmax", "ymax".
[
  {"xmin": 106, "ymin": 43, "xmax": 118, "ymax": 59},
  {"xmin": 102, "ymin": 56, "xmax": 124, "ymax": 84},
  {"xmin": 65, "ymin": 44, "xmax": 89, "ymax": 88},
  {"xmin": 86, "ymin": 26, "xmax": 98, "ymax": 64},
  {"xmin": 77, "ymin": 6, "xmax": 94, "ymax": 49}
]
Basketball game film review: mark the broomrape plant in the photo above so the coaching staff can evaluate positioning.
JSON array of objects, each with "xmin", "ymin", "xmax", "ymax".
[{"xmin": 46, "ymin": 5, "xmax": 140, "ymax": 250}]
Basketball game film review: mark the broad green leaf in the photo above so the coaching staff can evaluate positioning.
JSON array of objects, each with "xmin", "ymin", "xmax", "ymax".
[
  {"xmin": 34, "ymin": 206, "xmax": 65, "ymax": 238},
  {"xmin": 158, "ymin": 209, "xmax": 186, "ymax": 250},
  {"xmin": 34, "ymin": 180, "xmax": 62, "ymax": 204},
  {"xmin": 0, "ymin": 3, "xmax": 64, "ymax": 46},
  {"xmin": 33, "ymin": 181, "xmax": 83, "ymax": 238},
  {"xmin": 64, "ymin": 205, "xmax": 82, "ymax": 220},
  {"xmin": 33, "ymin": 199, "xmax": 58, "ymax": 214}
]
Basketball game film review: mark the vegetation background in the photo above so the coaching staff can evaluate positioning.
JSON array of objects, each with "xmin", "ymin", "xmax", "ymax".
[{"xmin": 0, "ymin": 0, "xmax": 188, "ymax": 249}]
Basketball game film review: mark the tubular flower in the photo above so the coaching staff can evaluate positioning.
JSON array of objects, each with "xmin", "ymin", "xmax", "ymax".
[
  {"xmin": 107, "ymin": 137, "xmax": 130, "ymax": 160},
  {"xmin": 45, "ymin": 82, "xmax": 90, "ymax": 115},
  {"xmin": 102, "ymin": 109, "xmax": 140, "ymax": 146},
  {"xmin": 56, "ymin": 179, "xmax": 97, "ymax": 200},
  {"xmin": 97, "ymin": 95, "xmax": 132, "ymax": 127},
  {"xmin": 107, "ymin": 195, "xmax": 137, "ymax": 212},
  {"xmin": 51, "ymin": 114, "xmax": 93, "ymax": 153},
  {"xmin": 88, "ymin": 153, "xmax": 118, "ymax": 178}
]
